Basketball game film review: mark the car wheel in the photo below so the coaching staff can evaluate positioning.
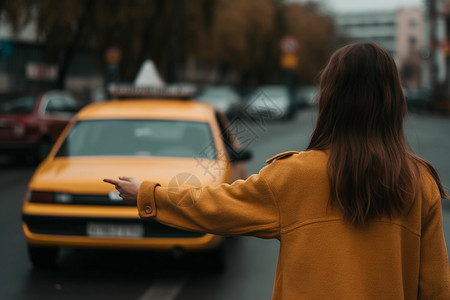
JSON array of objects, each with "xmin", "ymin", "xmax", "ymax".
[
  {"xmin": 27, "ymin": 244, "xmax": 59, "ymax": 268},
  {"xmin": 206, "ymin": 243, "xmax": 226, "ymax": 272}
]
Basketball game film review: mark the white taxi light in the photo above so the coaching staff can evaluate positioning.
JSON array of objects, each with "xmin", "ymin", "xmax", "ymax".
[
  {"xmin": 108, "ymin": 191, "xmax": 123, "ymax": 202},
  {"xmin": 55, "ymin": 193, "xmax": 73, "ymax": 203},
  {"xmin": 108, "ymin": 83, "xmax": 196, "ymax": 99}
]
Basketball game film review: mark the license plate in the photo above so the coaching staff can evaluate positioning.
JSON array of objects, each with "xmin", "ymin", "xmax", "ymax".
[{"xmin": 87, "ymin": 222, "xmax": 144, "ymax": 238}]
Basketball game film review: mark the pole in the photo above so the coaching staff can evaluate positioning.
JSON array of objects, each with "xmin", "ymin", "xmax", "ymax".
[
  {"xmin": 168, "ymin": 0, "xmax": 181, "ymax": 83},
  {"xmin": 428, "ymin": 0, "xmax": 437, "ymax": 89}
]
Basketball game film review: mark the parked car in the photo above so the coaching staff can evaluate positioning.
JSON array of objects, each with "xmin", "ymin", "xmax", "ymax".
[
  {"xmin": 295, "ymin": 85, "xmax": 318, "ymax": 108},
  {"xmin": 403, "ymin": 87, "xmax": 432, "ymax": 111},
  {"xmin": 0, "ymin": 90, "xmax": 80, "ymax": 163},
  {"xmin": 195, "ymin": 86, "xmax": 242, "ymax": 118},
  {"xmin": 243, "ymin": 85, "xmax": 294, "ymax": 121},
  {"xmin": 22, "ymin": 89, "xmax": 251, "ymax": 269}
]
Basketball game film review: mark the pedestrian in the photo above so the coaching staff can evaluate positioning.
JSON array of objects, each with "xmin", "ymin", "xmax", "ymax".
[{"xmin": 104, "ymin": 42, "xmax": 450, "ymax": 299}]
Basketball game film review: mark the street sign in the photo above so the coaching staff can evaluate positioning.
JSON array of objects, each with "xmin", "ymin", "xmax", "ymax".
[
  {"xmin": 26, "ymin": 62, "xmax": 58, "ymax": 81},
  {"xmin": 280, "ymin": 35, "xmax": 299, "ymax": 54},
  {"xmin": 281, "ymin": 53, "xmax": 299, "ymax": 69}
]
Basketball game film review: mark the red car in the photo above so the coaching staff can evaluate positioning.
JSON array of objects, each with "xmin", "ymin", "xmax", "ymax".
[{"xmin": 0, "ymin": 90, "xmax": 80, "ymax": 163}]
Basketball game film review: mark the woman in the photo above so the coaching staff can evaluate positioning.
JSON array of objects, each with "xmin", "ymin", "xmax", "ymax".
[{"xmin": 104, "ymin": 42, "xmax": 450, "ymax": 299}]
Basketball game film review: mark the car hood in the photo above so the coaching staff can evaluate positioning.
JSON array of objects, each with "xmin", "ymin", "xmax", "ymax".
[{"xmin": 29, "ymin": 156, "xmax": 229, "ymax": 194}]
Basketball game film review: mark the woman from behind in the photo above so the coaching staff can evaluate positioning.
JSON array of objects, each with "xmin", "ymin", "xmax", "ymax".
[
  {"xmin": 104, "ymin": 42, "xmax": 450, "ymax": 299},
  {"xmin": 306, "ymin": 42, "xmax": 450, "ymax": 299}
]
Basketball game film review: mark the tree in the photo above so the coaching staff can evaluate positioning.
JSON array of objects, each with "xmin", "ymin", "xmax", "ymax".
[
  {"xmin": 283, "ymin": 2, "xmax": 334, "ymax": 84},
  {"xmin": 5, "ymin": 0, "xmax": 92, "ymax": 88},
  {"xmin": 4, "ymin": 0, "xmax": 334, "ymax": 88}
]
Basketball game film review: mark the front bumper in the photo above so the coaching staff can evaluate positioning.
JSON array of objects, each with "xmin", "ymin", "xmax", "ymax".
[{"xmin": 22, "ymin": 213, "xmax": 222, "ymax": 251}]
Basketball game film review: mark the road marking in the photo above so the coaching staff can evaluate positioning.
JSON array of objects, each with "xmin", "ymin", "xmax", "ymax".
[{"xmin": 138, "ymin": 277, "xmax": 186, "ymax": 300}]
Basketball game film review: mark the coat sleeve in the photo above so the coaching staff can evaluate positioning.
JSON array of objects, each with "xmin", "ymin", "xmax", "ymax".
[
  {"xmin": 137, "ymin": 165, "xmax": 280, "ymax": 239},
  {"xmin": 418, "ymin": 194, "xmax": 450, "ymax": 298}
]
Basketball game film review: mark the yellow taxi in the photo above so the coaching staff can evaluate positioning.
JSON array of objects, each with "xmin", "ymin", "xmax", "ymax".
[{"xmin": 22, "ymin": 86, "xmax": 251, "ymax": 268}]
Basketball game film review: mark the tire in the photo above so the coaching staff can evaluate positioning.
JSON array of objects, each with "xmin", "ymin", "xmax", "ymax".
[
  {"xmin": 206, "ymin": 243, "xmax": 226, "ymax": 272},
  {"xmin": 27, "ymin": 244, "xmax": 59, "ymax": 268}
]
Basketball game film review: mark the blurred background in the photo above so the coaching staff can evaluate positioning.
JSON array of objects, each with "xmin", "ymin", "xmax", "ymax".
[
  {"xmin": 1, "ymin": 1, "xmax": 450, "ymax": 300},
  {"xmin": 1, "ymin": 0, "xmax": 449, "ymax": 110}
]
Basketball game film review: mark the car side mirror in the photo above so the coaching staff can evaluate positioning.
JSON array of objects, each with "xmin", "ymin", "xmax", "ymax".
[{"xmin": 226, "ymin": 145, "xmax": 252, "ymax": 163}]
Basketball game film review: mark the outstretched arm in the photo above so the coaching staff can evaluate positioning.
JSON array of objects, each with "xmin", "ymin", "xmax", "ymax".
[{"xmin": 104, "ymin": 165, "xmax": 280, "ymax": 239}]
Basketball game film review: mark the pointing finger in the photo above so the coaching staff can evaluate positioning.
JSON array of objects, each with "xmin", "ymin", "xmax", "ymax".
[{"xmin": 103, "ymin": 178, "xmax": 119, "ymax": 185}]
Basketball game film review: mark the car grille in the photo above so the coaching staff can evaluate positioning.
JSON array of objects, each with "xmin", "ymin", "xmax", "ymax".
[{"xmin": 23, "ymin": 215, "xmax": 204, "ymax": 238}]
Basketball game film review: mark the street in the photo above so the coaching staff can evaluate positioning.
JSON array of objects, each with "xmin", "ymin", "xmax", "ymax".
[{"xmin": 1, "ymin": 107, "xmax": 450, "ymax": 300}]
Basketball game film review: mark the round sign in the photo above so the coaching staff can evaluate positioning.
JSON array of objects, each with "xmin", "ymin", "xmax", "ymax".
[{"xmin": 280, "ymin": 35, "xmax": 299, "ymax": 54}]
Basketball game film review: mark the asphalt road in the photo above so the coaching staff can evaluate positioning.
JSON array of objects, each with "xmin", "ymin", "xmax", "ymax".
[{"xmin": 1, "ymin": 107, "xmax": 449, "ymax": 300}]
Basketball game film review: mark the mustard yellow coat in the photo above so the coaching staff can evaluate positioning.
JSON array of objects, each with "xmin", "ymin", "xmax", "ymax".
[{"xmin": 137, "ymin": 150, "xmax": 450, "ymax": 299}]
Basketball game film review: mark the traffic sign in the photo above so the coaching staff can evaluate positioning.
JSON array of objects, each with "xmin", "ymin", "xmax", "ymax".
[
  {"xmin": 281, "ymin": 53, "xmax": 299, "ymax": 69},
  {"xmin": 280, "ymin": 35, "xmax": 299, "ymax": 54}
]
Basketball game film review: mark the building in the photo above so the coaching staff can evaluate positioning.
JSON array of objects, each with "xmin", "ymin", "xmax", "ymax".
[
  {"xmin": 335, "ymin": 8, "xmax": 429, "ymax": 89},
  {"xmin": 0, "ymin": 10, "xmax": 103, "ymax": 100},
  {"xmin": 396, "ymin": 7, "xmax": 428, "ymax": 89},
  {"xmin": 336, "ymin": 10, "xmax": 397, "ymax": 56}
]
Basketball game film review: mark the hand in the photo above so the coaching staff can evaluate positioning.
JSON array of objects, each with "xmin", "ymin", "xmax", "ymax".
[{"xmin": 103, "ymin": 176, "xmax": 142, "ymax": 204}]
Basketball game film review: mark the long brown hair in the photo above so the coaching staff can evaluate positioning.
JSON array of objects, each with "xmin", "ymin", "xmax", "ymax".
[{"xmin": 307, "ymin": 42, "xmax": 447, "ymax": 225}]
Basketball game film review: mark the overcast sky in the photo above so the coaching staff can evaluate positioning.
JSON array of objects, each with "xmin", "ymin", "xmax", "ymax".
[{"xmin": 328, "ymin": 0, "xmax": 424, "ymax": 12}]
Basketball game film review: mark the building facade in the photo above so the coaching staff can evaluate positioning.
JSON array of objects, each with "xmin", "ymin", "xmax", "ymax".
[
  {"xmin": 396, "ymin": 7, "xmax": 428, "ymax": 89},
  {"xmin": 336, "ymin": 11, "xmax": 397, "ymax": 56},
  {"xmin": 0, "ymin": 11, "xmax": 103, "ymax": 101},
  {"xmin": 336, "ymin": 8, "xmax": 428, "ymax": 89}
]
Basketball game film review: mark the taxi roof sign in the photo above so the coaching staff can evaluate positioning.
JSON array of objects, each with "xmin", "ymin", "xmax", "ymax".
[
  {"xmin": 108, "ymin": 83, "xmax": 197, "ymax": 99},
  {"xmin": 134, "ymin": 60, "xmax": 165, "ymax": 87}
]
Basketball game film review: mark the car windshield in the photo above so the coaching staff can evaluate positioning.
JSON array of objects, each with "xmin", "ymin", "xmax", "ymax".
[
  {"xmin": 0, "ymin": 96, "xmax": 36, "ymax": 113},
  {"xmin": 55, "ymin": 119, "xmax": 217, "ymax": 159}
]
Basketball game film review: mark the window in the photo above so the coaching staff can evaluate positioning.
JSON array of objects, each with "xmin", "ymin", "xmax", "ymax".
[
  {"xmin": 44, "ymin": 94, "xmax": 79, "ymax": 114},
  {"xmin": 56, "ymin": 119, "xmax": 217, "ymax": 159},
  {"xmin": 409, "ymin": 19, "xmax": 418, "ymax": 28},
  {"xmin": 409, "ymin": 36, "xmax": 417, "ymax": 54}
]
